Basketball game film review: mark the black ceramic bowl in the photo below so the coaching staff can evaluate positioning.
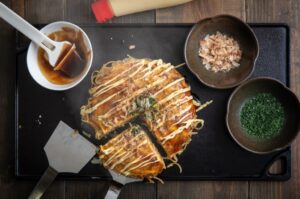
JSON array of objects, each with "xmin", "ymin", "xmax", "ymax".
[
  {"xmin": 184, "ymin": 15, "xmax": 259, "ymax": 89},
  {"xmin": 226, "ymin": 77, "xmax": 300, "ymax": 154}
]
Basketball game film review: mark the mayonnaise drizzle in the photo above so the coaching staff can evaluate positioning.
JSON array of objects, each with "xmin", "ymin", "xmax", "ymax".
[
  {"xmin": 161, "ymin": 119, "xmax": 203, "ymax": 144},
  {"xmin": 90, "ymin": 60, "xmax": 139, "ymax": 93},
  {"xmin": 153, "ymin": 77, "xmax": 184, "ymax": 97},
  {"xmin": 173, "ymin": 112, "xmax": 192, "ymax": 126},
  {"xmin": 88, "ymin": 59, "xmax": 173, "ymax": 121},
  {"xmin": 93, "ymin": 79, "xmax": 126, "ymax": 97},
  {"xmin": 101, "ymin": 129, "xmax": 161, "ymax": 174},
  {"xmin": 121, "ymin": 153, "xmax": 154, "ymax": 173},
  {"xmin": 101, "ymin": 135, "xmax": 126, "ymax": 155},
  {"xmin": 84, "ymin": 88, "xmax": 126, "ymax": 114},
  {"xmin": 98, "ymin": 87, "xmax": 147, "ymax": 119},
  {"xmin": 158, "ymin": 87, "xmax": 191, "ymax": 105},
  {"xmin": 87, "ymin": 59, "xmax": 177, "ymax": 121},
  {"xmin": 103, "ymin": 132, "xmax": 145, "ymax": 166},
  {"xmin": 109, "ymin": 140, "xmax": 148, "ymax": 170},
  {"xmin": 125, "ymin": 158, "xmax": 159, "ymax": 173},
  {"xmin": 97, "ymin": 76, "xmax": 166, "ymax": 120},
  {"xmin": 161, "ymin": 96, "xmax": 193, "ymax": 111},
  {"xmin": 155, "ymin": 105, "xmax": 193, "ymax": 129},
  {"xmin": 142, "ymin": 63, "xmax": 171, "ymax": 78}
]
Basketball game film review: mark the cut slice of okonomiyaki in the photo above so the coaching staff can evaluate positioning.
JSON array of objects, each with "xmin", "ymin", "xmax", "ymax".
[{"xmin": 98, "ymin": 125, "xmax": 165, "ymax": 180}]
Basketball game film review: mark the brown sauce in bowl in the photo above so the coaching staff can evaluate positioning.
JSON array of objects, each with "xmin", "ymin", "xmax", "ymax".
[{"xmin": 37, "ymin": 27, "xmax": 91, "ymax": 85}]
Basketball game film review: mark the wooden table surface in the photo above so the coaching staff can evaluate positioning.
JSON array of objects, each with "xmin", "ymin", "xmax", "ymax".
[{"xmin": 0, "ymin": 0, "xmax": 299, "ymax": 198}]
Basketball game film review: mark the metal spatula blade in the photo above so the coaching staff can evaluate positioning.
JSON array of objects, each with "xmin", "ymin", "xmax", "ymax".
[
  {"xmin": 44, "ymin": 120, "xmax": 96, "ymax": 173},
  {"xmin": 29, "ymin": 121, "xmax": 97, "ymax": 199},
  {"xmin": 109, "ymin": 170, "xmax": 142, "ymax": 185}
]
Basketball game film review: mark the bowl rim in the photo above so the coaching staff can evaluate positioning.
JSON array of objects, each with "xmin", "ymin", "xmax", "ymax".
[
  {"xmin": 26, "ymin": 21, "xmax": 93, "ymax": 91},
  {"xmin": 184, "ymin": 14, "xmax": 259, "ymax": 89},
  {"xmin": 226, "ymin": 76, "xmax": 300, "ymax": 154}
]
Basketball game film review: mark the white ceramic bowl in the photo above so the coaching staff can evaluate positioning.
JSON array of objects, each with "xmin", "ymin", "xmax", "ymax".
[{"xmin": 27, "ymin": 21, "xmax": 93, "ymax": 90}]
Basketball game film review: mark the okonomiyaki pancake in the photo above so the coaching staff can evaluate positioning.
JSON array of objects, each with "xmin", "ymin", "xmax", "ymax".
[
  {"xmin": 81, "ymin": 57, "xmax": 203, "ymax": 160},
  {"xmin": 81, "ymin": 59, "xmax": 142, "ymax": 138},
  {"xmin": 99, "ymin": 125, "xmax": 165, "ymax": 179}
]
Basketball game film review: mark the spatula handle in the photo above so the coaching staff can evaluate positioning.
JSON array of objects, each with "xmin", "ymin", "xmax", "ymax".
[
  {"xmin": 28, "ymin": 166, "xmax": 58, "ymax": 199},
  {"xmin": 0, "ymin": 2, "xmax": 55, "ymax": 53},
  {"xmin": 104, "ymin": 181, "xmax": 123, "ymax": 199}
]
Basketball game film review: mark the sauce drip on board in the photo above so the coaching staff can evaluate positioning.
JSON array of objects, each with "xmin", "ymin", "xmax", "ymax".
[{"xmin": 37, "ymin": 27, "xmax": 91, "ymax": 85}]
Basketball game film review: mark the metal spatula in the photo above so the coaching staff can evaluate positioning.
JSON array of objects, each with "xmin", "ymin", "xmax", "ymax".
[
  {"xmin": 28, "ymin": 121, "xmax": 97, "ymax": 199},
  {"xmin": 104, "ymin": 169, "xmax": 142, "ymax": 199}
]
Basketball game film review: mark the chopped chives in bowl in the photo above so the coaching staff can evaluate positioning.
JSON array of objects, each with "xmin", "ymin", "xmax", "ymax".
[{"xmin": 240, "ymin": 93, "xmax": 285, "ymax": 139}]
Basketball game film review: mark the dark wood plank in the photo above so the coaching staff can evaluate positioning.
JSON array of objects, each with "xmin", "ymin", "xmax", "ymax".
[
  {"xmin": 156, "ymin": 1, "xmax": 248, "ymax": 198},
  {"xmin": 65, "ymin": 181, "xmax": 109, "ymax": 199},
  {"xmin": 11, "ymin": 0, "xmax": 24, "ymax": 17},
  {"xmin": 0, "ymin": 180, "xmax": 65, "ymax": 199},
  {"xmin": 64, "ymin": 0, "xmax": 95, "ymax": 23},
  {"xmin": 157, "ymin": 181, "xmax": 248, "ymax": 199},
  {"xmin": 0, "ymin": 1, "xmax": 15, "ymax": 169},
  {"xmin": 0, "ymin": 180, "xmax": 34, "ymax": 199},
  {"xmin": 246, "ymin": 0, "xmax": 290, "ymax": 22},
  {"xmin": 25, "ymin": 0, "xmax": 64, "ymax": 23},
  {"xmin": 0, "ymin": 1, "xmax": 35, "ymax": 198},
  {"xmin": 11, "ymin": 0, "xmax": 29, "ymax": 49},
  {"xmin": 268, "ymin": 159, "xmax": 284, "ymax": 175},
  {"xmin": 0, "ymin": 0, "xmax": 26, "ymax": 198},
  {"xmin": 118, "ymin": 183, "xmax": 156, "ymax": 199},
  {"xmin": 65, "ymin": 181, "xmax": 156, "ymax": 199},
  {"xmin": 0, "ymin": 1, "xmax": 66, "ymax": 198},
  {"xmin": 156, "ymin": 0, "xmax": 245, "ymax": 23},
  {"xmin": 246, "ymin": 0, "xmax": 300, "ymax": 199}
]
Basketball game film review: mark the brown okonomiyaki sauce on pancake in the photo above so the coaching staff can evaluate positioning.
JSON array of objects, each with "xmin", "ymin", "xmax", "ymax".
[{"xmin": 81, "ymin": 57, "xmax": 209, "ymax": 182}]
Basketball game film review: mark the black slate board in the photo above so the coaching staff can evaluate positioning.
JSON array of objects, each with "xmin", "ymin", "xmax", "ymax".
[{"xmin": 15, "ymin": 24, "xmax": 290, "ymax": 180}]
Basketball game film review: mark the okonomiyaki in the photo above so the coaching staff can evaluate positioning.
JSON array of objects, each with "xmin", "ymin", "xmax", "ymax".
[
  {"xmin": 81, "ymin": 57, "xmax": 208, "ymax": 179},
  {"xmin": 98, "ymin": 125, "xmax": 165, "ymax": 181}
]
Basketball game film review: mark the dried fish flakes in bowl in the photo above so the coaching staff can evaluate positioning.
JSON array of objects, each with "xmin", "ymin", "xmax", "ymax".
[{"xmin": 199, "ymin": 32, "xmax": 242, "ymax": 73}]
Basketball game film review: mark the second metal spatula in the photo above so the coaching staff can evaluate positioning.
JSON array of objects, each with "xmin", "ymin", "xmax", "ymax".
[
  {"xmin": 28, "ymin": 121, "xmax": 97, "ymax": 199},
  {"xmin": 104, "ymin": 170, "xmax": 142, "ymax": 199}
]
